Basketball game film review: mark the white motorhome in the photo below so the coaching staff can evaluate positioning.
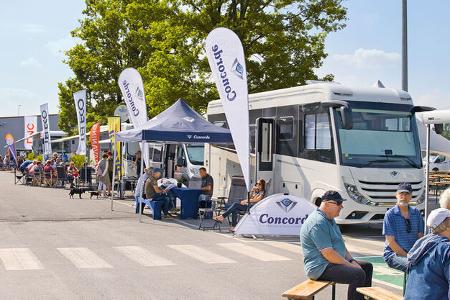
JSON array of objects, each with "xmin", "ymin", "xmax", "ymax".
[{"xmin": 206, "ymin": 82, "xmax": 426, "ymax": 224}]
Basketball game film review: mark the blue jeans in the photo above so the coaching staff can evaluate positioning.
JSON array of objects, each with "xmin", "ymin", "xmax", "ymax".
[
  {"xmin": 152, "ymin": 193, "xmax": 171, "ymax": 215},
  {"xmin": 222, "ymin": 202, "xmax": 250, "ymax": 226},
  {"xmin": 136, "ymin": 194, "xmax": 171, "ymax": 215},
  {"xmin": 384, "ymin": 254, "xmax": 408, "ymax": 273},
  {"xmin": 198, "ymin": 194, "xmax": 212, "ymax": 208}
]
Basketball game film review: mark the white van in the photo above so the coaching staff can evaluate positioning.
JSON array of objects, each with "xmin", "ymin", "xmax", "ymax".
[{"xmin": 424, "ymin": 153, "xmax": 450, "ymax": 172}]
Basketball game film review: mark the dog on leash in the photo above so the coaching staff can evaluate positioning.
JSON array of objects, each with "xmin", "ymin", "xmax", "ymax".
[
  {"xmin": 89, "ymin": 191, "xmax": 100, "ymax": 199},
  {"xmin": 69, "ymin": 187, "xmax": 85, "ymax": 199}
]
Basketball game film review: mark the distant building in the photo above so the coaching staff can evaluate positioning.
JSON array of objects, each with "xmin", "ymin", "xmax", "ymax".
[{"xmin": 0, "ymin": 114, "xmax": 63, "ymax": 155}]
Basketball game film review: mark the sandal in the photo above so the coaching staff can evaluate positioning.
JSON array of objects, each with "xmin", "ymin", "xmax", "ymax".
[{"xmin": 213, "ymin": 216, "xmax": 224, "ymax": 223}]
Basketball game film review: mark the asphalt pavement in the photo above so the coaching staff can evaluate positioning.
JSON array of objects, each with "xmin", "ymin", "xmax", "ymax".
[{"xmin": 0, "ymin": 171, "xmax": 408, "ymax": 299}]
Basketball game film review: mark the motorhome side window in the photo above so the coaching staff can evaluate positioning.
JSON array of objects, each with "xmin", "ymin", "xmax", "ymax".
[{"xmin": 301, "ymin": 112, "xmax": 334, "ymax": 163}]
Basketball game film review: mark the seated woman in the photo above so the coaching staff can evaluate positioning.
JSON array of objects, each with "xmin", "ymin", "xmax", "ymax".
[{"xmin": 214, "ymin": 179, "xmax": 266, "ymax": 230}]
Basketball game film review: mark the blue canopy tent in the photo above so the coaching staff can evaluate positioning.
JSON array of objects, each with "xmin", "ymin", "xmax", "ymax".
[
  {"xmin": 115, "ymin": 99, "xmax": 233, "ymax": 144},
  {"xmin": 113, "ymin": 99, "xmax": 233, "ymax": 221}
]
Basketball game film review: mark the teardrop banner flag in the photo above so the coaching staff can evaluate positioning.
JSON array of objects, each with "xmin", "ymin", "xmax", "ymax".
[
  {"xmin": 39, "ymin": 103, "xmax": 52, "ymax": 155},
  {"xmin": 23, "ymin": 116, "xmax": 37, "ymax": 150},
  {"xmin": 108, "ymin": 117, "xmax": 122, "ymax": 177},
  {"xmin": 73, "ymin": 90, "xmax": 87, "ymax": 155},
  {"xmin": 205, "ymin": 27, "xmax": 250, "ymax": 191},
  {"xmin": 118, "ymin": 67, "xmax": 149, "ymax": 170},
  {"xmin": 90, "ymin": 122, "xmax": 101, "ymax": 164},
  {"xmin": 4, "ymin": 133, "xmax": 17, "ymax": 164}
]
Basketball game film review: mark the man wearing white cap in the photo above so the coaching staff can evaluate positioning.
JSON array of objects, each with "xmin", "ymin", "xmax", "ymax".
[{"xmin": 404, "ymin": 208, "xmax": 450, "ymax": 299}]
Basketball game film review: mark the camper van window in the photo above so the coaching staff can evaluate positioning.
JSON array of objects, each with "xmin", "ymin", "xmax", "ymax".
[
  {"xmin": 153, "ymin": 146, "xmax": 162, "ymax": 162},
  {"xmin": 278, "ymin": 117, "xmax": 294, "ymax": 141},
  {"xmin": 336, "ymin": 107, "xmax": 421, "ymax": 168},
  {"xmin": 127, "ymin": 142, "xmax": 139, "ymax": 156},
  {"xmin": 305, "ymin": 114, "xmax": 316, "ymax": 150},
  {"xmin": 250, "ymin": 124, "xmax": 256, "ymax": 154},
  {"xmin": 186, "ymin": 145, "xmax": 204, "ymax": 165},
  {"xmin": 316, "ymin": 113, "xmax": 332, "ymax": 150}
]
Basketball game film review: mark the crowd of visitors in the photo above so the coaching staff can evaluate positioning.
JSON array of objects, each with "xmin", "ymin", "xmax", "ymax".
[
  {"xmin": 5, "ymin": 149, "xmax": 450, "ymax": 299},
  {"xmin": 300, "ymin": 186, "xmax": 450, "ymax": 300}
]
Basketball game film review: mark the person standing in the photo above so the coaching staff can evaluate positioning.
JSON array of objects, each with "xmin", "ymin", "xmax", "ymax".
[
  {"xmin": 382, "ymin": 183, "xmax": 424, "ymax": 272},
  {"xmin": 405, "ymin": 208, "xmax": 450, "ymax": 300},
  {"xmin": 135, "ymin": 150, "xmax": 141, "ymax": 177},
  {"xmin": 300, "ymin": 191, "xmax": 373, "ymax": 300},
  {"xmin": 97, "ymin": 154, "xmax": 111, "ymax": 196}
]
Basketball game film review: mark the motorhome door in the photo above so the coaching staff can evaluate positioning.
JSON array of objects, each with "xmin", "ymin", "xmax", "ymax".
[{"xmin": 256, "ymin": 118, "xmax": 275, "ymax": 194}]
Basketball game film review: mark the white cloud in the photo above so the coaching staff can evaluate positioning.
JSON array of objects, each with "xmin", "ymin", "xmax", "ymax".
[
  {"xmin": 330, "ymin": 48, "xmax": 400, "ymax": 69},
  {"xmin": 22, "ymin": 23, "xmax": 46, "ymax": 34},
  {"xmin": 317, "ymin": 48, "xmax": 401, "ymax": 88},
  {"xmin": 46, "ymin": 37, "xmax": 76, "ymax": 59},
  {"xmin": 19, "ymin": 57, "xmax": 43, "ymax": 68}
]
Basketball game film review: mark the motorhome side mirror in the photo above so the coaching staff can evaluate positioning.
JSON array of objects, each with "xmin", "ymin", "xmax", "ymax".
[
  {"xmin": 434, "ymin": 123, "xmax": 444, "ymax": 135},
  {"xmin": 339, "ymin": 106, "xmax": 353, "ymax": 130},
  {"xmin": 177, "ymin": 158, "xmax": 186, "ymax": 167}
]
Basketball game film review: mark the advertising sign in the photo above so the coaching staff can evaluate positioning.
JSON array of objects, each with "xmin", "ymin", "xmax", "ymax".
[
  {"xmin": 39, "ymin": 103, "xmax": 52, "ymax": 155},
  {"xmin": 90, "ymin": 122, "xmax": 101, "ymax": 164},
  {"xmin": 118, "ymin": 67, "xmax": 149, "ymax": 170},
  {"xmin": 23, "ymin": 116, "xmax": 37, "ymax": 150},
  {"xmin": 206, "ymin": 27, "xmax": 250, "ymax": 191},
  {"xmin": 108, "ymin": 117, "xmax": 122, "ymax": 176},
  {"xmin": 234, "ymin": 194, "xmax": 316, "ymax": 236},
  {"xmin": 73, "ymin": 90, "xmax": 87, "ymax": 155}
]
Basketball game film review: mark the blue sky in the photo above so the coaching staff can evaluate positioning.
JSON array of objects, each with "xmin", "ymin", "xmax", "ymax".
[{"xmin": 0, "ymin": 0, "xmax": 449, "ymax": 117}]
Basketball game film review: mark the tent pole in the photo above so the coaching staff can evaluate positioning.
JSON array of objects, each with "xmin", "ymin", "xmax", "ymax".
[
  {"xmin": 424, "ymin": 124, "xmax": 431, "ymax": 232},
  {"xmin": 111, "ymin": 142, "xmax": 117, "ymax": 211},
  {"xmin": 139, "ymin": 141, "xmax": 145, "ymax": 223}
]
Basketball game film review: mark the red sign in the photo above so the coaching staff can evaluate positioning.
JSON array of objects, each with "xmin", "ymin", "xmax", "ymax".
[{"xmin": 90, "ymin": 123, "xmax": 101, "ymax": 164}]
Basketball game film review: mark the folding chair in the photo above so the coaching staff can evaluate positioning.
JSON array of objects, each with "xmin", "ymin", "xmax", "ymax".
[
  {"xmin": 223, "ymin": 176, "xmax": 248, "ymax": 226},
  {"xmin": 55, "ymin": 166, "xmax": 67, "ymax": 188}
]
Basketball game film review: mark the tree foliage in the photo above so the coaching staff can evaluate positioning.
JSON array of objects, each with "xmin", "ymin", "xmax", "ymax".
[{"xmin": 58, "ymin": 0, "xmax": 347, "ymax": 134}]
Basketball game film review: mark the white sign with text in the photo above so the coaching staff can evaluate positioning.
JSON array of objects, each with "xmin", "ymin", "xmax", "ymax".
[{"xmin": 234, "ymin": 194, "xmax": 316, "ymax": 236}]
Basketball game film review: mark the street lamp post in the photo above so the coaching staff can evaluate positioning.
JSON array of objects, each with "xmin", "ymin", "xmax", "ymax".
[{"xmin": 402, "ymin": 0, "xmax": 408, "ymax": 91}]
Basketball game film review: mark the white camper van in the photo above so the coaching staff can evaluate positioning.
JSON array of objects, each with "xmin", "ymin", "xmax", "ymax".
[{"xmin": 206, "ymin": 82, "xmax": 426, "ymax": 224}]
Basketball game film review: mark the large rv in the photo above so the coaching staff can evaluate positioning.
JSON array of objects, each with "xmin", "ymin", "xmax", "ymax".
[{"xmin": 205, "ymin": 82, "xmax": 426, "ymax": 224}]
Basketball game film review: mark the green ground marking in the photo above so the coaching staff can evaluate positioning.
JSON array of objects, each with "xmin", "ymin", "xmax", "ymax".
[{"xmin": 354, "ymin": 256, "xmax": 404, "ymax": 288}]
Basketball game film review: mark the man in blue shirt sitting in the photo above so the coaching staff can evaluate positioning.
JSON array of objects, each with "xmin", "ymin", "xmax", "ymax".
[
  {"xmin": 382, "ymin": 183, "xmax": 424, "ymax": 272},
  {"xmin": 300, "ymin": 191, "xmax": 373, "ymax": 300},
  {"xmin": 405, "ymin": 208, "xmax": 450, "ymax": 300}
]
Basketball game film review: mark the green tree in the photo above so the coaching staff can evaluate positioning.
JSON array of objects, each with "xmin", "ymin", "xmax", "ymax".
[{"xmin": 58, "ymin": 0, "xmax": 347, "ymax": 133}]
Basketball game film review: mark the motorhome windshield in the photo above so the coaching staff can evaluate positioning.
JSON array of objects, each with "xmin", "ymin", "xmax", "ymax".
[
  {"xmin": 186, "ymin": 145, "xmax": 204, "ymax": 165},
  {"xmin": 336, "ymin": 104, "xmax": 422, "ymax": 168}
]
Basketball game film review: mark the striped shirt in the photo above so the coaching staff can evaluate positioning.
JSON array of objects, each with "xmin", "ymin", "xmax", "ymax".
[{"xmin": 382, "ymin": 205, "xmax": 424, "ymax": 258}]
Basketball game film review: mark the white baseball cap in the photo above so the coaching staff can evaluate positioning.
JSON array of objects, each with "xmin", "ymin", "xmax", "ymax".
[{"xmin": 427, "ymin": 208, "xmax": 450, "ymax": 229}]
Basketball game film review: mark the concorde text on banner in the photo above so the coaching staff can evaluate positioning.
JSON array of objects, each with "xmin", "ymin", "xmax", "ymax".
[
  {"xmin": 205, "ymin": 27, "xmax": 250, "ymax": 191},
  {"xmin": 118, "ymin": 67, "xmax": 149, "ymax": 169}
]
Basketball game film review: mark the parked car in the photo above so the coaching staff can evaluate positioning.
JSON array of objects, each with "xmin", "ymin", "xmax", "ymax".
[{"xmin": 424, "ymin": 154, "xmax": 450, "ymax": 171}]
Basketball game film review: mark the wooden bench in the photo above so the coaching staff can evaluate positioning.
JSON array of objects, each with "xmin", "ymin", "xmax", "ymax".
[
  {"xmin": 356, "ymin": 287, "xmax": 403, "ymax": 300},
  {"xmin": 282, "ymin": 279, "xmax": 335, "ymax": 300}
]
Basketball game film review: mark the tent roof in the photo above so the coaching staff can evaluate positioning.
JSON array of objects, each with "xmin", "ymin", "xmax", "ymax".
[{"xmin": 116, "ymin": 99, "xmax": 233, "ymax": 144}]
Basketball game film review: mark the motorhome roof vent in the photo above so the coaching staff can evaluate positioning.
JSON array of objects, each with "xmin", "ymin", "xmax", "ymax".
[{"xmin": 373, "ymin": 80, "xmax": 385, "ymax": 88}]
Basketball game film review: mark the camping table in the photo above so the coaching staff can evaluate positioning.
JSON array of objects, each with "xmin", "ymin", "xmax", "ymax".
[{"xmin": 171, "ymin": 187, "xmax": 202, "ymax": 219}]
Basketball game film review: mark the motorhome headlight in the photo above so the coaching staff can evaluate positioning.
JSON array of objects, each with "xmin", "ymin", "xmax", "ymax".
[
  {"xmin": 189, "ymin": 167, "xmax": 199, "ymax": 176},
  {"xmin": 344, "ymin": 183, "xmax": 378, "ymax": 206}
]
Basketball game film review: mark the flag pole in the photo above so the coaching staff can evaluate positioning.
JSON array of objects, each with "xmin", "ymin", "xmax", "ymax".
[{"xmin": 111, "ymin": 140, "xmax": 117, "ymax": 211}]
